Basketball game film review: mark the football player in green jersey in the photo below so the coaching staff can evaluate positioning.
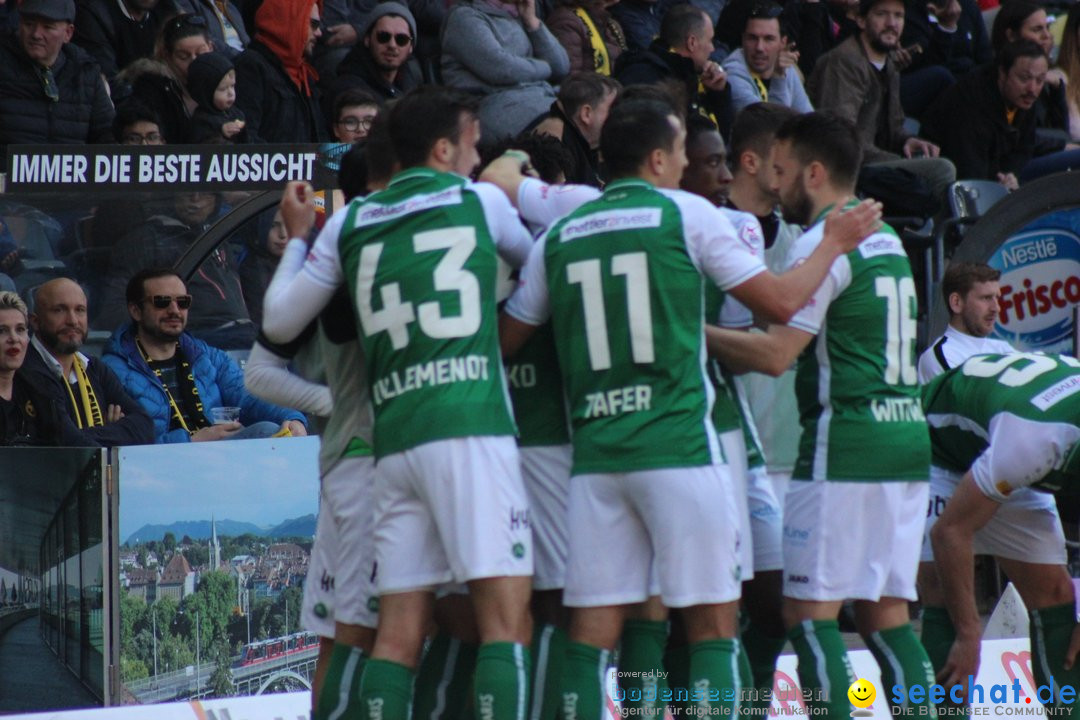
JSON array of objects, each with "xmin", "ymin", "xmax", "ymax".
[
  {"xmin": 926, "ymin": 353, "xmax": 1080, "ymax": 707},
  {"xmin": 707, "ymin": 112, "xmax": 937, "ymax": 720},
  {"xmin": 267, "ymin": 87, "xmax": 536, "ymax": 720},
  {"xmin": 500, "ymin": 98, "xmax": 881, "ymax": 720}
]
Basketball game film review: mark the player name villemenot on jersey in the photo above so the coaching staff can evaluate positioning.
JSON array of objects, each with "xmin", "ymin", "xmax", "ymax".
[
  {"xmin": 371, "ymin": 355, "xmax": 492, "ymax": 406},
  {"xmin": 338, "ymin": 169, "xmax": 517, "ymax": 458}
]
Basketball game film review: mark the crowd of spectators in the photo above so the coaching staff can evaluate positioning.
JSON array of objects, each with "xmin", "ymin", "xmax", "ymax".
[
  {"xmin": 2, "ymin": 0, "xmax": 1080, "ymax": 185},
  {"xmin": 3, "ymin": 0, "xmax": 1080, "ymax": 448}
]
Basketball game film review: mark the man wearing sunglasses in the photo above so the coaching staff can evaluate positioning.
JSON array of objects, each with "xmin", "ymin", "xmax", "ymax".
[
  {"xmin": 103, "ymin": 268, "xmax": 308, "ymax": 444},
  {"xmin": 333, "ymin": 3, "xmax": 420, "ymax": 105}
]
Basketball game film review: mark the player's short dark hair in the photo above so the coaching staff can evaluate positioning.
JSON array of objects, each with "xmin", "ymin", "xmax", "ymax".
[
  {"xmin": 113, "ymin": 100, "xmax": 162, "ymax": 139},
  {"xmin": 600, "ymin": 98, "xmax": 681, "ymax": 179},
  {"xmin": 339, "ymin": 143, "xmax": 370, "ymax": 202},
  {"xmin": 333, "ymin": 88, "xmax": 379, "ymax": 122},
  {"xmin": 387, "ymin": 86, "xmax": 480, "ymax": 169},
  {"xmin": 774, "ymin": 112, "xmax": 862, "ymax": 190},
  {"xmin": 941, "ymin": 262, "xmax": 1001, "ymax": 308},
  {"xmin": 996, "ymin": 39, "xmax": 1047, "ymax": 72},
  {"xmin": 558, "ymin": 72, "xmax": 621, "ymax": 119},
  {"xmin": 660, "ymin": 4, "xmax": 708, "ymax": 48},
  {"xmin": 730, "ymin": 102, "xmax": 798, "ymax": 167},
  {"xmin": 126, "ymin": 268, "xmax": 184, "ymax": 307},
  {"xmin": 991, "ymin": 0, "xmax": 1046, "ymax": 55},
  {"xmin": 685, "ymin": 114, "xmax": 721, "ymax": 150},
  {"xmin": 483, "ymin": 133, "xmax": 576, "ymax": 185}
]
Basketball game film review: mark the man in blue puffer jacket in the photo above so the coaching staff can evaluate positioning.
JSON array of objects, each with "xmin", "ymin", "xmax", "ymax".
[{"xmin": 103, "ymin": 267, "xmax": 307, "ymax": 444}]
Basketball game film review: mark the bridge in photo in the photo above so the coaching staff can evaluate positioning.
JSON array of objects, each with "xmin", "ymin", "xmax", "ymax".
[{"xmin": 122, "ymin": 643, "xmax": 317, "ymax": 704}]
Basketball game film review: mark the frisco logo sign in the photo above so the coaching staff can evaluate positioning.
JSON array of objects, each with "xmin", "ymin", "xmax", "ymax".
[{"xmin": 988, "ymin": 228, "xmax": 1080, "ymax": 352}]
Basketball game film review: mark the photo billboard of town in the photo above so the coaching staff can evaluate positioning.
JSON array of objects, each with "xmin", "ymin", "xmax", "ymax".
[{"xmin": 115, "ymin": 437, "xmax": 320, "ymax": 704}]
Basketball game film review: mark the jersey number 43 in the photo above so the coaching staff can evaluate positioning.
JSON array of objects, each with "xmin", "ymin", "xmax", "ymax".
[{"xmin": 356, "ymin": 226, "xmax": 481, "ymax": 349}]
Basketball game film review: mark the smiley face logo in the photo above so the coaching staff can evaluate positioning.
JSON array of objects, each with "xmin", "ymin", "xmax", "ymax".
[{"xmin": 848, "ymin": 678, "xmax": 876, "ymax": 709}]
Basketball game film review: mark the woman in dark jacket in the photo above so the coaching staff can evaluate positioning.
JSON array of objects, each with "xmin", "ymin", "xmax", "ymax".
[
  {"xmin": 118, "ymin": 14, "xmax": 216, "ymax": 144},
  {"xmin": 0, "ymin": 292, "xmax": 86, "ymax": 447}
]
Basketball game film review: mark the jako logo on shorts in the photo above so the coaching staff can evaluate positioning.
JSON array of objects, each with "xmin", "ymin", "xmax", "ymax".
[{"xmin": 989, "ymin": 224, "xmax": 1080, "ymax": 352}]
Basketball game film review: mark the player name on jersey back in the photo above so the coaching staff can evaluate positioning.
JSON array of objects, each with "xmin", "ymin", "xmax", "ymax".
[
  {"xmin": 372, "ymin": 354, "xmax": 492, "ymax": 406},
  {"xmin": 338, "ymin": 169, "xmax": 517, "ymax": 457},
  {"xmin": 539, "ymin": 181, "xmax": 734, "ymax": 475}
]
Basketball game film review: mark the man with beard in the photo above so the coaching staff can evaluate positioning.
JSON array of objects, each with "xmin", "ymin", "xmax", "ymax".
[
  {"xmin": 234, "ymin": 0, "xmax": 325, "ymax": 142},
  {"xmin": 724, "ymin": 2, "xmax": 813, "ymax": 114},
  {"xmin": 21, "ymin": 278, "xmax": 153, "ymax": 445},
  {"xmin": 103, "ymin": 268, "xmax": 307, "ymax": 443},
  {"xmin": 332, "ymin": 3, "xmax": 420, "ymax": 106},
  {"xmin": 74, "ymin": 0, "xmax": 174, "ymax": 88},
  {"xmin": 807, "ymin": 0, "xmax": 954, "ymax": 202},
  {"xmin": 705, "ymin": 112, "xmax": 937, "ymax": 720},
  {"xmin": 922, "ymin": 40, "xmax": 1048, "ymax": 189},
  {"xmin": 913, "ymin": 262, "xmax": 1054, "ymax": 711}
]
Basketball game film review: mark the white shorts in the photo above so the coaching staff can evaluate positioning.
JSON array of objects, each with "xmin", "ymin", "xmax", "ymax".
[
  {"xmin": 301, "ymin": 456, "xmax": 378, "ymax": 636},
  {"xmin": 970, "ymin": 414, "xmax": 1080, "ymax": 501},
  {"xmin": 748, "ymin": 465, "xmax": 783, "ymax": 573},
  {"xmin": 564, "ymin": 465, "xmax": 742, "ymax": 609},
  {"xmin": 372, "ymin": 436, "xmax": 533, "ymax": 594},
  {"xmin": 720, "ymin": 429, "xmax": 754, "ymax": 581},
  {"xmin": 521, "ymin": 444, "xmax": 572, "ymax": 591},
  {"xmin": 782, "ymin": 480, "xmax": 927, "ymax": 601},
  {"xmin": 921, "ymin": 465, "xmax": 1065, "ymax": 564}
]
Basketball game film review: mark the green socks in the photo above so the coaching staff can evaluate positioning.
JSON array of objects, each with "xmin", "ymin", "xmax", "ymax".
[
  {"xmin": 742, "ymin": 619, "xmax": 786, "ymax": 712},
  {"xmin": 358, "ymin": 658, "xmax": 415, "ymax": 720},
  {"xmin": 315, "ymin": 642, "xmax": 366, "ymax": 720},
  {"xmin": 866, "ymin": 623, "xmax": 937, "ymax": 718},
  {"xmin": 617, "ymin": 619, "xmax": 669, "ymax": 713},
  {"xmin": 663, "ymin": 638, "xmax": 691, "ymax": 716},
  {"xmin": 474, "ymin": 642, "xmax": 531, "ymax": 720},
  {"xmin": 1030, "ymin": 603, "xmax": 1080, "ymax": 708},
  {"xmin": 412, "ymin": 633, "xmax": 478, "ymax": 720},
  {"xmin": 688, "ymin": 638, "xmax": 741, "ymax": 714},
  {"xmin": 920, "ymin": 606, "xmax": 956, "ymax": 677},
  {"xmin": 788, "ymin": 619, "xmax": 856, "ymax": 720},
  {"xmin": 559, "ymin": 642, "xmax": 611, "ymax": 720},
  {"xmin": 530, "ymin": 624, "xmax": 567, "ymax": 720}
]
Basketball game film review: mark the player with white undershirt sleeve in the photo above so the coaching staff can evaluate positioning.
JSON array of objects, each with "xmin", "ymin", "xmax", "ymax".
[
  {"xmin": 498, "ymin": 97, "xmax": 880, "ymax": 720},
  {"xmin": 263, "ymin": 86, "xmax": 536, "ymax": 720}
]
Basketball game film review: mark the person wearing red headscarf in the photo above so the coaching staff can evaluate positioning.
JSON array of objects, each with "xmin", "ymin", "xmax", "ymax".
[{"xmin": 234, "ymin": 0, "xmax": 327, "ymax": 142}]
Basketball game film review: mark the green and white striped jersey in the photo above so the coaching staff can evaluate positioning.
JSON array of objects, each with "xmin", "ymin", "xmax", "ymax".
[
  {"xmin": 923, "ymin": 353, "xmax": 1080, "ymax": 499},
  {"xmin": 505, "ymin": 178, "xmax": 767, "ymax": 475},
  {"xmin": 785, "ymin": 211, "xmax": 929, "ymax": 482},
  {"xmin": 323, "ymin": 168, "xmax": 533, "ymax": 457}
]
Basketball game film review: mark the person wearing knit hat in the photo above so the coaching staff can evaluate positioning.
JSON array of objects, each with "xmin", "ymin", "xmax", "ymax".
[
  {"xmin": 332, "ymin": 1, "xmax": 421, "ymax": 106},
  {"xmin": 233, "ymin": 0, "xmax": 327, "ymax": 142},
  {"xmin": 186, "ymin": 51, "xmax": 247, "ymax": 142}
]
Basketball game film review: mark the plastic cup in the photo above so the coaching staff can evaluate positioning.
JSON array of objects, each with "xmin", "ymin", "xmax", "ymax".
[{"xmin": 209, "ymin": 406, "xmax": 241, "ymax": 425}]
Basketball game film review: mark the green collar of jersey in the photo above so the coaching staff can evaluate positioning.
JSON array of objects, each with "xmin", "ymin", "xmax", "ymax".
[
  {"xmin": 604, "ymin": 178, "xmax": 656, "ymax": 193},
  {"xmin": 809, "ymin": 198, "xmax": 860, "ymax": 227}
]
